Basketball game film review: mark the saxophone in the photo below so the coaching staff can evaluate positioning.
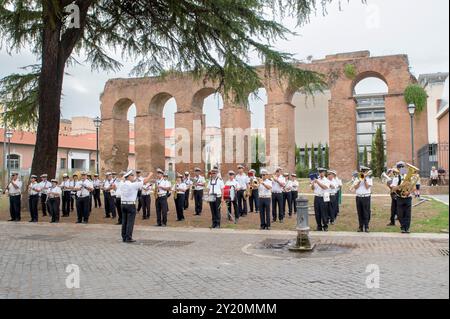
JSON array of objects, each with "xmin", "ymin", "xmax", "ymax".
[{"xmin": 396, "ymin": 164, "xmax": 420, "ymax": 198}]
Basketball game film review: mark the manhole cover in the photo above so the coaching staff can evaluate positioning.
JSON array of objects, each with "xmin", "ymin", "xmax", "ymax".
[
  {"xmin": 138, "ymin": 240, "xmax": 193, "ymax": 248},
  {"xmin": 245, "ymin": 239, "xmax": 355, "ymax": 259},
  {"xmin": 18, "ymin": 234, "xmax": 73, "ymax": 243}
]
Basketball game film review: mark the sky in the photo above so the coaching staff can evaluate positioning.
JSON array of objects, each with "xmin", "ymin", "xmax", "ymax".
[{"xmin": 0, "ymin": 0, "xmax": 449, "ymax": 129}]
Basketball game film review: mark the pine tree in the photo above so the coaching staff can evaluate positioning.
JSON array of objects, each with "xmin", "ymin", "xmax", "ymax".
[
  {"xmin": 317, "ymin": 143, "xmax": 323, "ymax": 168},
  {"xmin": 304, "ymin": 144, "xmax": 310, "ymax": 169},
  {"xmin": 363, "ymin": 145, "xmax": 369, "ymax": 167},
  {"xmin": 311, "ymin": 143, "xmax": 316, "ymax": 171},
  {"xmin": 325, "ymin": 143, "xmax": 330, "ymax": 169},
  {"xmin": 373, "ymin": 126, "xmax": 385, "ymax": 177},
  {"xmin": 0, "ymin": 0, "xmax": 342, "ymax": 178}
]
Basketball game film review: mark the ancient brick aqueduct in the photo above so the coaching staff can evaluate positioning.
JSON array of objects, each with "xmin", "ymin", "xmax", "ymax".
[{"xmin": 100, "ymin": 51, "xmax": 428, "ymax": 179}]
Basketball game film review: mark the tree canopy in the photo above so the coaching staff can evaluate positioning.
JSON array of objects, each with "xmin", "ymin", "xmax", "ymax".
[{"xmin": 0, "ymin": 0, "xmax": 361, "ymax": 177}]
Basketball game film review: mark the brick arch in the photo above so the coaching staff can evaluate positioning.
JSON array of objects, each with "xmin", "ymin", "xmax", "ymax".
[
  {"xmin": 149, "ymin": 92, "xmax": 176, "ymax": 116},
  {"xmin": 112, "ymin": 97, "xmax": 136, "ymax": 120},
  {"xmin": 351, "ymin": 71, "xmax": 389, "ymax": 96},
  {"xmin": 192, "ymin": 87, "xmax": 219, "ymax": 113}
]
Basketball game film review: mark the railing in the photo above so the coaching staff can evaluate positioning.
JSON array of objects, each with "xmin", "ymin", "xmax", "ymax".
[{"xmin": 418, "ymin": 143, "xmax": 449, "ymax": 179}]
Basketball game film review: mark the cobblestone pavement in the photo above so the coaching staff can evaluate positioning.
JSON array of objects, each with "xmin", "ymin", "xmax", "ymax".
[{"xmin": 0, "ymin": 222, "xmax": 448, "ymax": 299}]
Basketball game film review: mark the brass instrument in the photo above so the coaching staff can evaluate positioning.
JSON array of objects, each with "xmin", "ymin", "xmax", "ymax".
[
  {"xmin": 190, "ymin": 177, "xmax": 198, "ymax": 201},
  {"xmin": 153, "ymin": 182, "xmax": 158, "ymax": 201},
  {"xmin": 249, "ymin": 177, "xmax": 260, "ymax": 190},
  {"xmin": 396, "ymin": 164, "xmax": 420, "ymax": 199}
]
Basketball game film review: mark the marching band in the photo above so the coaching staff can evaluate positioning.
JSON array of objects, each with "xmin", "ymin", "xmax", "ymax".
[{"xmin": 1, "ymin": 161, "xmax": 422, "ymax": 238}]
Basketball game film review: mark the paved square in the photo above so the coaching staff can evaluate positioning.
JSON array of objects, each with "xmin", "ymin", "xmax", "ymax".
[{"xmin": 0, "ymin": 222, "xmax": 448, "ymax": 299}]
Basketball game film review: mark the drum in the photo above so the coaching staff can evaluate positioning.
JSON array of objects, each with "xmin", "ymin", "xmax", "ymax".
[
  {"xmin": 223, "ymin": 186, "xmax": 235, "ymax": 202},
  {"xmin": 203, "ymin": 194, "xmax": 217, "ymax": 202}
]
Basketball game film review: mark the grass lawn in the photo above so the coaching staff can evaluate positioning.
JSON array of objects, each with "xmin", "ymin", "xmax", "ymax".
[{"xmin": 0, "ymin": 191, "xmax": 448, "ymax": 234}]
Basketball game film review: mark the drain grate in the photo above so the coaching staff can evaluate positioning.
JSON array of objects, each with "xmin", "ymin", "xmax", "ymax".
[
  {"xmin": 439, "ymin": 248, "xmax": 449, "ymax": 257},
  {"xmin": 139, "ymin": 240, "xmax": 193, "ymax": 248},
  {"xmin": 259, "ymin": 239, "xmax": 291, "ymax": 250},
  {"xmin": 18, "ymin": 234, "xmax": 73, "ymax": 243}
]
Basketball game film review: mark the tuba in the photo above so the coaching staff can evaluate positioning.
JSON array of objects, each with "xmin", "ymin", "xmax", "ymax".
[{"xmin": 396, "ymin": 164, "xmax": 420, "ymax": 198}]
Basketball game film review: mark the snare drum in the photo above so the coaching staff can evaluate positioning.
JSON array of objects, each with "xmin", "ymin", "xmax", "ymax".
[{"xmin": 203, "ymin": 194, "xmax": 218, "ymax": 202}]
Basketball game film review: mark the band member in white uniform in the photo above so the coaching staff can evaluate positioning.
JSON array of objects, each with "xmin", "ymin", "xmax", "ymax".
[
  {"xmin": 141, "ymin": 179, "xmax": 153, "ymax": 220},
  {"xmin": 155, "ymin": 169, "xmax": 172, "ymax": 227},
  {"xmin": 93, "ymin": 174, "xmax": 102, "ymax": 209},
  {"xmin": 291, "ymin": 174, "xmax": 299, "ymax": 214},
  {"xmin": 326, "ymin": 170, "xmax": 339, "ymax": 225},
  {"xmin": 113, "ymin": 172, "xmax": 124, "ymax": 225},
  {"xmin": 390, "ymin": 165, "xmax": 413, "ymax": 234},
  {"xmin": 102, "ymin": 172, "xmax": 116, "ymax": 219},
  {"xmin": 60, "ymin": 174, "xmax": 72, "ymax": 217},
  {"xmin": 28, "ymin": 175, "xmax": 40, "ymax": 223},
  {"xmin": 6, "ymin": 172, "xmax": 22, "ymax": 222},
  {"xmin": 248, "ymin": 169, "xmax": 259, "ymax": 214},
  {"xmin": 47, "ymin": 179, "xmax": 62, "ymax": 223},
  {"xmin": 193, "ymin": 168, "xmax": 206, "ymax": 216},
  {"xmin": 283, "ymin": 173, "xmax": 294, "ymax": 217},
  {"xmin": 236, "ymin": 165, "xmax": 249, "ymax": 217},
  {"xmin": 224, "ymin": 171, "xmax": 239, "ymax": 223},
  {"xmin": 271, "ymin": 168, "xmax": 286, "ymax": 223},
  {"xmin": 74, "ymin": 172, "xmax": 94, "ymax": 224},
  {"xmin": 70, "ymin": 174, "xmax": 78, "ymax": 212},
  {"xmin": 120, "ymin": 170, "xmax": 154, "ymax": 243},
  {"xmin": 136, "ymin": 170, "xmax": 144, "ymax": 214},
  {"xmin": 352, "ymin": 166, "xmax": 373, "ymax": 233},
  {"xmin": 311, "ymin": 168, "xmax": 330, "ymax": 231},
  {"xmin": 183, "ymin": 172, "xmax": 193, "ymax": 210},
  {"xmin": 259, "ymin": 169, "xmax": 273, "ymax": 230},
  {"xmin": 173, "ymin": 175, "xmax": 187, "ymax": 221},
  {"xmin": 38, "ymin": 174, "xmax": 51, "ymax": 217},
  {"xmin": 207, "ymin": 169, "xmax": 224, "ymax": 229}
]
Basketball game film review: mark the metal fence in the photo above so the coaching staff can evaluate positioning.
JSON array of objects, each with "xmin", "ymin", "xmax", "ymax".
[{"xmin": 418, "ymin": 143, "xmax": 449, "ymax": 178}]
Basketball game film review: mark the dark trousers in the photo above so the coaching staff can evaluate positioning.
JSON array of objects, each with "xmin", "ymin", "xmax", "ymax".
[
  {"xmin": 397, "ymin": 197, "xmax": 412, "ymax": 231},
  {"xmin": 9, "ymin": 195, "xmax": 21, "ymax": 221},
  {"xmin": 249, "ymin": 189, "xmax": 259, "ymax": 213},
  {"xmin": 283, "ymin": 192, "xmax": 293, "ymax": 216},
  {"xmin": 104, "ymin": 192, "xmax": 115, "ymax": 217},
  {"xmin": 40, "ymin": 194, "xmax": 48, "ymax": 216},
  {"xmin": 137, "ymin": 190, "xmax": 142, "ymax": 212},
  {"xmin": 93, "ymin": 188, "xmax": 102, "ymax": 208},
  {"xmin": 272, "ymin": 193, "xmax": 284, "ymax": 221},
  {"xmin": 175, "ymin": 194, "xmax": 185, "ymax": 221},
  {"xmin": 314, "ymin": 196, "xmax": 328, "ymax": 230},
  {"xmin": 121, "ymin": 204, "xmax": 137, "ymax": 241},
  {"xmin": 328, "ymin": 194, "xmax": 338, "ymax": 222},
  {"xmin": 226, "ymin": 200, "xmax": 239, "ymax": 221},
  {"xmin": 156, "ymin": 196, "xmax": 169, "ymax": 226},
  {"xmin": 259, "ymin": 198, "xmax": 271, "ymax": 229},
  {"xmin": 291, "ymin": 191, "xmax": 298, "ymax": 214},
  {"xmin": 62, "ymin": 191, "xmax": 71, "ymax": 216},
  {"xmin": 70, "ymin": 194, "xmax": 75, "ymax": 211},
  {"xmin": 337, "ymin": 190, "xmax": 342, "ymax": 215},
  {"xmin": 47, "ymin": 198, "xmax": 61, "ymax": 222},
  {"xmin": 184, "ymin": 189, "xmax": 190, "ymax": 210},
  {"xmin": 115, "ymin": 197, "xmax": 121, "ymax": 223},
  {"xmin": 29, "ymin": 195, "xmax": 39, "ymax": 221},
  {"xmin": 194, "ymin": 190, "xmax": 203, "ymax": 215},
  {"xmin": 237, "ymin": 190, "xmax": 248, "ymax": 216},
  {"xmin": 390, "ymin": 193, "xmax": 398, "ymax": 225},
  {"xmin": 209, "ymin": 197, "xmax": 221, "ymax": 228},
  {"xmin": 89, "ymin": 193, "xmax": 93, "ymax": 212},
  {"xmin": 356, "ymin": 196, "xmax": 371, "ymax": 230},
  {"xmin": 76, "ymin": 196, "xmax": 90, "ymax": 223},
  {"xmin": 142, "ymin": 195, "xmax": 151, "ymax": 218}
]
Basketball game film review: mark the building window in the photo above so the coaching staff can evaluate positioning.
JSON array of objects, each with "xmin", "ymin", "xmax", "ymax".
[
  {"xmin": 60, "ymin": 158, "xmax": 67, "ymax": 169},
  {"xmin": 7, "ymin": 154, "xmax": 20, "ymax": 170},
  {"xmin": 90, "ymin": 160, "xmax": 96, "ymax": 170}
]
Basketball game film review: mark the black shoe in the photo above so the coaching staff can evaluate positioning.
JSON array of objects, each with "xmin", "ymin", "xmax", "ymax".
[
  {"xmin": 387, "ymin": 223, "xmax": 395, "ymax": 227},
  {"xmin": 266, "ymin": 227, "xmax": 271, "ymax": 231},
  {"xmin": 105, "ymin": 216, "xmax": 111, "ymax": 219},
  {"xmin": 8, "ymin": 219, "xmax": 15, "ymax": 222},
  {"xmin": 316, "ymin": 227, "xmax": 323, "ymax": 232},
  {"xmin": 76, "ymin": 221, "xmax": 83, "ymax": 224},
  {"xmin": 15, "ymin": 219, "xmax": 21, "ymax": 222},
  {"xmin": 29, "ymin": 220, "xmax": 34, "ymax": 223},
  {"xmin": 365, "ymin": 229, "xmax": 370, "ymax": 233},
  {"xmin": 358, "ymin": 228, "xmax": 364, "ymax": 233},
  {"xmin": 155, "ymin": 224, "xmax": 162, "ymax": 227},
  {"xmin": 82, "ymin": 221, "xmax": 89, "ymax": 224},
  {"xmin": 125, "ymin": 239, "xmax": 136, "ymax": 243},
  {"xmin": 323, "ymin": 227, "xmax": 329, "ymax": 232}
]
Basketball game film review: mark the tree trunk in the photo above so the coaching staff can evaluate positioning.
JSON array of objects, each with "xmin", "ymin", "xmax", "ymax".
[{"xmin": 31, "ymin": 1, "xmax": 65, "ymax": 179}]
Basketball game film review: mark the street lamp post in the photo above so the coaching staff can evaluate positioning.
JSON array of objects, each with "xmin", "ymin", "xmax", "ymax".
[
  {"xmin": 5, "ymin": 130, "xmax": 13, "ymax": 180},
  {"xmin": 93, "ymin": 117, "xmax": 102, "ymax": 175},
  {"xmin": 408, "ymin": 104, "xmax": 417, "ymax": 165}
]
